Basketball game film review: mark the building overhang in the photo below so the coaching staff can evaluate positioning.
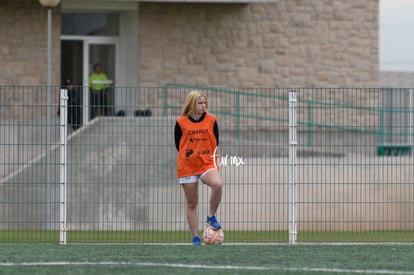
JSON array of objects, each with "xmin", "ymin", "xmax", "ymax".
[
  {"xmin": 137, "ymin": 0, "xmax": 276, "ymax": 2},
  {"xmin": 62, "ymin": 0, "xmax": 277, "ymax": 3},
  {"xmin": 61, "ymin": 0, "xmax": 277, "ymax": 12}
]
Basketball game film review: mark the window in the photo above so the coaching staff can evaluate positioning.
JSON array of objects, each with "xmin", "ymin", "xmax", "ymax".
[{"xmin": 61, "ymin": 13, "xmax": 119, "ymax": 36}]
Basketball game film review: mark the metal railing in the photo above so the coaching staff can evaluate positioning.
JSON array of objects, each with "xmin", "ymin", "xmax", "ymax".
[{"xmin": 163, "ymin": 83, "xmax": 414, "ymax": 152}]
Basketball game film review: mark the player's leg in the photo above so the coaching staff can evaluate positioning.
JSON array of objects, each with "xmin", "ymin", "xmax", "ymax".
[
  {"xmin": 182, "ymin": 182, "xmax": 200, "ymax": 241},
  {"xmin": 201, "ymin": 168, "xmax": 222, "ymax": 229}
]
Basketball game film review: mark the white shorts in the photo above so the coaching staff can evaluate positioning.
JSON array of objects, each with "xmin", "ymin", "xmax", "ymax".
[{"xmin": 179, "ymin": 168, "xmax": 217, "ymax": 184}]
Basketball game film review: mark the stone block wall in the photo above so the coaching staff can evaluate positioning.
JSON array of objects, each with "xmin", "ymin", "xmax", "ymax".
[
  {"xmin": 0, "ymin": 1, "xmax": 379, "ymax": 88},
  {"xmin": 0, "ymin": 1, "xmax": 380, "ymax": 124},
  {"xmin": 0, "ymin": 1, "xmax": 61, "ymax": 86},
  {"xmin": 137, "ymin": 0, "xmax": 380, "ymax": 129},
  {"xmin": 138, "ymin": 0, "xmax": 379, "ymax": 88}
]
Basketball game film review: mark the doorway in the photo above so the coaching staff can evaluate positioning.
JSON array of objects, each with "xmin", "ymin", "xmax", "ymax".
[
  {"xmin": 61, "ymin": 37, "xmax": 118, "ymax": 124},
  {"xmin": 60, "ymin": 9, "xmax": 138, "ymax": 120},
  {"xmin": 61, "ymin": 12, "xmax": 119, "ymax": 124}
]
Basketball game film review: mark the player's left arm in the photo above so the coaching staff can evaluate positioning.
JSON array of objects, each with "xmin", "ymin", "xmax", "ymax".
[{"xmin": 213, "ymin": 121, "xmax": 219, "ymax": 146}]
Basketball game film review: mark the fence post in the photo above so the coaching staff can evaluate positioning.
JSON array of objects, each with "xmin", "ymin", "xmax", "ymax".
[
  {"xmin": 162, "ymin": 85, "xmax": 169, "ymax": 116},
  {"xmin": 59, "ymin": 89, "xmax": 68, "ymax": 245},
  {"xmin": 411, "ymin": 89, "xmax": 414, "ymax": 158},
  {"xmin": 288, "ymin": 90, "xmax": 297, "ymax": 244},
  {"xmin": 235, "ymin": 92, "xmax": 240, "ymax": 140},
  {"xmin": 307, "ymin": 102, "xmax": 313, "ymax": 147}
]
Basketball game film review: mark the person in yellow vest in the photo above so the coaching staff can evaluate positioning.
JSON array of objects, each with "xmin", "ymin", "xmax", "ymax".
[
  {"xmin": 89, "ymin": 63, "xmax": 109, "ymax": 118},
  {"xmin": 174, "ymin": 90, "xmax": 223, "ymax": 245}
]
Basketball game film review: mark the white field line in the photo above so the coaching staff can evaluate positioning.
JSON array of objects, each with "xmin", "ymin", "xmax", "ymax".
[
  {"xmin": 2, "ymin": 243, "xmax": 413, "ymax": 247},
  {"xmin": 0, "ymin": 261, "xmax": 413, "ymax": 274}
]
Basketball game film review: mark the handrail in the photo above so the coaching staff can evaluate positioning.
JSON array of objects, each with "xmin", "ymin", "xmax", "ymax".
[
  {"xmin": 163, "ymin": 83, "xmax": 288, "ymax": 139},
  {"xmin": 163, "ymin": 83, "xmax": 414, "ymax": 146}
]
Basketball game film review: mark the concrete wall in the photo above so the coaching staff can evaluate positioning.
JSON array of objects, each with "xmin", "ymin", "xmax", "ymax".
[
  {"xmin": 1, "ymin": 117, "xmax": 412, "ymax": 231},
  {"xmin": 380, "ymin": 71, "xmax": 414, "ymax": 87}
]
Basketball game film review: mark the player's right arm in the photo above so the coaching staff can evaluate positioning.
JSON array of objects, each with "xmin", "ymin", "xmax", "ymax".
[{"xmin": 174, "ymin": 121, "xmax": 182, "ymax": 151}]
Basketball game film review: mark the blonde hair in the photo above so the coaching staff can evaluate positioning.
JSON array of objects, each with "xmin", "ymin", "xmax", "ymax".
[{"xmin": 181, "ymin": 90, "xmax": 209, "ymax": 116}]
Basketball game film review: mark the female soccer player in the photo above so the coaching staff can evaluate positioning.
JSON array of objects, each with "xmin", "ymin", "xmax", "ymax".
[{"xmin": 174, "ymin": 90, "xmax": 223, "ymax": 245}]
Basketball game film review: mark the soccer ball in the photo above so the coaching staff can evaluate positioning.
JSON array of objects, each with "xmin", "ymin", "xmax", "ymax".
[{"xmin": 203, "ymin": 226, "xmax": 224, "ymax": 245}]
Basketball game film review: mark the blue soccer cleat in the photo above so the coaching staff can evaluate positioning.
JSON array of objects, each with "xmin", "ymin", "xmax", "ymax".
[
  {"xmin": 206, "ymin": 215, "xmax": 222, "ymax": 230},
  {"xmin": 192, "ymin": 236, "xmax": 201, "ymax": 245}
]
